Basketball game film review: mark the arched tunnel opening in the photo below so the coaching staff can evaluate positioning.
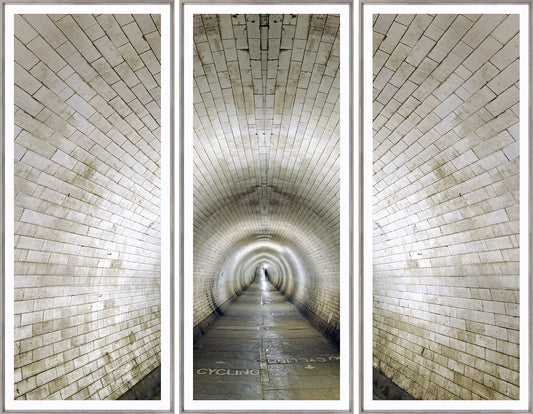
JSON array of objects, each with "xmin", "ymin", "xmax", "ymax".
[
  {"xmin": 193, "ymin": 237, "xmax": 340, "ymax": 347},
  {"xmin": 190, "ymin": 13, "xmax": 343, "ymax": 400},
  {"xmin": 192, "ymin": 248, "xmax": 341, "ymax": 401}
]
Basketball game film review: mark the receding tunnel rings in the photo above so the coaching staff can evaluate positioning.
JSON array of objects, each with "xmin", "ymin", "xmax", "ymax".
[
  {"xmin": 230, "ymin": 250, "xmax": 289, "ymax": 297},
  {"xmin": 209, "ymin": 241, "xmax": 307, "ymax": 311},
  {"xmin": 237, "ymin": 247, "xmax": 302, "ymax": 297}
]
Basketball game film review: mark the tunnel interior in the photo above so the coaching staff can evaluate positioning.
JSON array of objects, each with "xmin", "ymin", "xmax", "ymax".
[
  {"xmin": 372, "ymin": 13, "xmax": 520, "ymax": 400},
  {"xmin": 12, "ymin": 13, "xmax": 163, "ymax": 400},
  {"xmin": 192, "ymin": 249, "xmax": 341, "ymax": 400},
  {"xmin": 191, "ymin": 14, "xmax": 342, "ymax": 345}
]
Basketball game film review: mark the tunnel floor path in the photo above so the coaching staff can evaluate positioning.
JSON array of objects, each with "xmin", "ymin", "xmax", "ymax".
[{"xmin": 193, "ymin": 274, "xmax": 340, "ymax": 400}]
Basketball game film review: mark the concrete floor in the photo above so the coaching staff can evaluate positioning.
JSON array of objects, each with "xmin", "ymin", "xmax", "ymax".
[{"xmin": 193, "ymin": 274, "xmax": 340, "ymax": 400}]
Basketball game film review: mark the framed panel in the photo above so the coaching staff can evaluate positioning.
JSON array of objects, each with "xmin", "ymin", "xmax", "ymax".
[
  {"xmin": 362, "ymin": 3, "xmax": 530, "ymax": 412},
  {"xmin": 181, "ymin": 2, "xmax": 353, "ymax": 412},
  {"xmin": 3, "ymin": 2, "xmax": 172, "ymax": 411}
]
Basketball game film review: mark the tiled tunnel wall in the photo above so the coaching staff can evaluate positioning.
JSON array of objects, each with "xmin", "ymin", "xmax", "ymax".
[
  {"xmin": 192, "ymin": 14, "xmax": 341, "ymax": 342},
  {"xmin": 373, "ymin": 14, "xmax": 520, "ymax": 399},
  {"xmin": 14, "ymin": 14, "xmax": 162, "ymax": 399}
]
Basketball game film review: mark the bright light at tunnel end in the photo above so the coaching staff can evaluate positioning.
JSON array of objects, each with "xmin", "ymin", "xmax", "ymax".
[{"xmin": 183, "ymin": 3, "xmax": 351, "ymax": 412}]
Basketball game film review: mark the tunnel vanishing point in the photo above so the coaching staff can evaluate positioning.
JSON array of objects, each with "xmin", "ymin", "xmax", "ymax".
[{"xmin": 191, "ymin": 14, "xmax": 343, "ymax": 400}]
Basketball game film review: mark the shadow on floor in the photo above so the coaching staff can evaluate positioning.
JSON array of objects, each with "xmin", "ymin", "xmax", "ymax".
[
  {"xmin": 118, "ymin": 365, "xmax": 161, "ymax": 400},
  {"xmin": 373, "ymin": 367, "xmax": 416, "ymax": 400}
]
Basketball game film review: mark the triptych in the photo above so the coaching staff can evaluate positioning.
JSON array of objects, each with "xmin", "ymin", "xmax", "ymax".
[{"xmin": 2, "ymin": 1, "xmax": 530, "ymax": 413}]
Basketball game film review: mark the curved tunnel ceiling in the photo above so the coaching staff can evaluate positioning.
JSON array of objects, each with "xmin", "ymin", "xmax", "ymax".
[{"xmin": 192, "ymin": 14, "xmax": 341, "ymax": 333}]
